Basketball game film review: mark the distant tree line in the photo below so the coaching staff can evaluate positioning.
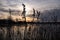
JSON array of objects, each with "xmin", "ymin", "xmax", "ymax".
[{"xmin": 40, "ymin": 9, "xmax": 60, "ymax": 22}]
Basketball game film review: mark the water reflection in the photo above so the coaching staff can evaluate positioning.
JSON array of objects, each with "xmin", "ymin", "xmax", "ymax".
[{"xmin": 0, "ymin": 23, "xmax": 60, "ymax": 40}]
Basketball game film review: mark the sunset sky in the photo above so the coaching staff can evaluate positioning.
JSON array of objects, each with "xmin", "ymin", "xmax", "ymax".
[{"xmin": 0, "ymin": 0, "xmax": 60, "ymax": 21}]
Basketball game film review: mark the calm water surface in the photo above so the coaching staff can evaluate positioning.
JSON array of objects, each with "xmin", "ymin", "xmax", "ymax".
[{"xmin": 0, "ymin": 23, "xmax": 60, "ymax": 40}]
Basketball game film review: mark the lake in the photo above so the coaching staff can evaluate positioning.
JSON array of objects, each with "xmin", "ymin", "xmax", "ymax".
[{"xmin": 0, "ymin": 23, "xmax": 60, "ymax": 40}]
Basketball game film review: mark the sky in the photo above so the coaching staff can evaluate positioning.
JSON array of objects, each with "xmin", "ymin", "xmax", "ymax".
[
  {"xmin": 0, "ymin": 0, "xmax": 60, "ymax": 20},
  {"xmin": 0, "ymin": 0, "xmax": 60, "ymax": 10}
]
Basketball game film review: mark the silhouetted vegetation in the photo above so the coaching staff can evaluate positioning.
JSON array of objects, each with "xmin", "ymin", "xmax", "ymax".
[
  {"xmin": 32, "ymin": 8, "xmax": 35, "ymax": 22},
  {"xmin": 37, "ymin": 10, "xmax": 41, "ymax": 22},
  {"xmin": 22, "ymin": 3, "xmax": 26, "ymax": 22}
]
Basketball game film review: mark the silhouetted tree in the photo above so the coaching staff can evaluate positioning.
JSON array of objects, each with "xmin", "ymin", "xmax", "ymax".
[
  {"xmin": 22, "ymin": 3, "xmax": 26, "ymax": 22},
  {"xmin": 9, "ymin": 9, "xmax": 11, "ymax": 18},
  {"xmin": 37, "ymin": 11, "xmax": 40, "ymax": 22},
  {"xmin": 33, "ymin": 8, "xmax": 35, "ymax": 22}
]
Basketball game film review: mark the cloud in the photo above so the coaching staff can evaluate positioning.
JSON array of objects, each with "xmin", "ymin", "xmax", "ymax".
[
  {"xmin": 0, "ymin": 8, "xmax": 8, "ymax": 12},
  {"xmin": 0, "ymin": 0, "xmax": 60, "ymax": 11},
  {"xmin": 0, "ymin": 0, "xmax": 21, "ymax": 12},
  {"xmin": 0, "ymin": 8, "xmax": 20, "ymax": 12}
]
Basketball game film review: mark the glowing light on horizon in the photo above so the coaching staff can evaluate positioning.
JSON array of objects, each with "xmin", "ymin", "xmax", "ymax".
[
  {"xmin": 25, "ymin": 4, "xmax": 32, "ymax": 15},
  {"xmin": 18, "ymin": 3, "xmax": 33, "ymax": 15}
]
